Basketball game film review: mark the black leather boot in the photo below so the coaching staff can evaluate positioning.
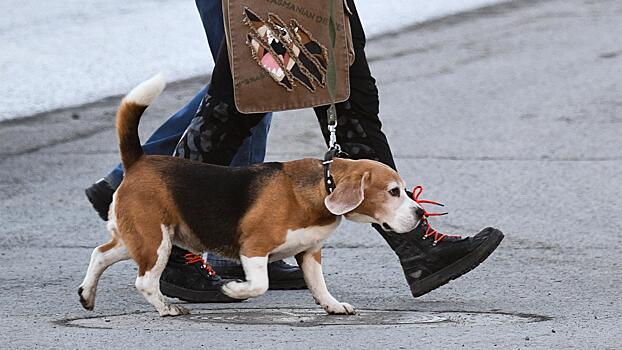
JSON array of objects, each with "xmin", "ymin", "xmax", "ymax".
[
  {"xmin": 376, "ymin": 186, "xmax": 504, "ymax": 297},
  {"xmin": 160, "ymin": 246, "xmax": 244, "ymax": 302},
  {"xmin": 85, "ymin": 179, "xmax": 115, "ymax": 221}
]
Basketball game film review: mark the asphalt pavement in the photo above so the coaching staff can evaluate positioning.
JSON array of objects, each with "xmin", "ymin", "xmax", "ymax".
[{"xmin": 1, "ymin": 0, "xmax": 621, "ymax": 348}]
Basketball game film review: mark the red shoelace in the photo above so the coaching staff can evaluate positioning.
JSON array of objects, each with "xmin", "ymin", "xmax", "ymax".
[
  {"xmin": 411, "ymin": 185, "xmax": 462, "ymax": 245},
  {"xmin": 184, "ymin": 253, "xmax": 218, "ymax": 277}
]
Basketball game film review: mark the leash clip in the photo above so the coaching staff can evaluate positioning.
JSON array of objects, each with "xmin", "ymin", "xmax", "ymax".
[
  {"xmin": 327, "ymin": 105, "xmax": 340, "ymax": 150},
  {"xmin": 323, "ymin": 105, "xmax": 348, "ymax": 194}
]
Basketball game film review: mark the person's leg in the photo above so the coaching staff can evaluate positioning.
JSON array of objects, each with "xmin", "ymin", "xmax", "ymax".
[
  {"xmin": 196, "ymin": 0, "xmax": 225, "ymax": 59},
  {"xmin": 181, "ymin": 0, "xmax": 304, "ymax": 290},
  {"xmin": 230, "ymin": 113, "xmax": 272, "ymax": 165},
  {"xmin": 198, "ymin": 0, "xmax": 275, "ymax": 166},
  {"xmin": 171, "ymin": 37, "xmax": 306, "ymax": 289},
  {"xmin": 314, "ymin": 0, "xmax": 394, "ymax": 170},
  {"xmin": 313, "ymin": 0, "xmax": 504, "ymax": 298}
]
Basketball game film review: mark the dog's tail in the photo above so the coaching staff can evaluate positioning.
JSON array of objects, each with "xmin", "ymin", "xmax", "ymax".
[{"xmin": 116, "ymin": 74, "xmax": 165, "ymax": 170}]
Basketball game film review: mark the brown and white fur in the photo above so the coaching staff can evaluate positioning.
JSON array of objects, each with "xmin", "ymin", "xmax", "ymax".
[{"xmin": 78, "ymin": 75, "xmax": 424, "ymax": 316}]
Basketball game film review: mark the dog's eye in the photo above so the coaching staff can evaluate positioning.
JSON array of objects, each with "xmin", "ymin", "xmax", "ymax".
[{"xmin": 389, "ymin": 187, "xmax": 400, "ymax": 197}]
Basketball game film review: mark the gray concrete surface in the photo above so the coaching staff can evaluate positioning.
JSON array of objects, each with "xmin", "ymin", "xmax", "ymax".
[{"xmin": 1, "ymin": 0, "xmax": 621, "ymax": 348}]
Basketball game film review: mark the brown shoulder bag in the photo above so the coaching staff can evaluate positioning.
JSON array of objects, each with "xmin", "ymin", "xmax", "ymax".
[{"xmin": 223, "ymin": 0, "xmax": 353, "ymax": 113}]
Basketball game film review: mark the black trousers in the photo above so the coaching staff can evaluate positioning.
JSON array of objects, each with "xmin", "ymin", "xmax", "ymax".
[{"xmin": 175, "ymin": 0, "xmax": 396, "ymax": 171}]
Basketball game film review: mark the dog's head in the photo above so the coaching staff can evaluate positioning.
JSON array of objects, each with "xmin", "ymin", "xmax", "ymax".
[{"xmin": 324, "ymin": 159, "xmax": 423, "ymax": 233}]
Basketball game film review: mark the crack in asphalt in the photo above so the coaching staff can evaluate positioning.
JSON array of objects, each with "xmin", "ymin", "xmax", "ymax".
[
  {"xmin": 0, "ymin": 76, "xmax": 208, "ymax": 162},
  {"xmin": 0, "ymin": 125, "xmax": 114, "ymax": 160}
]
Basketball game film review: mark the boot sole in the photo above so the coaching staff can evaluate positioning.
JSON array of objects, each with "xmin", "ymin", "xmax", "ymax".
[
  {"xmin": 410, "ymin": 227, "xmax": 504, "ymax": 297},
  {"xmin": 160, "ymin": 280, "xmax": 246, "ymax": 303}
]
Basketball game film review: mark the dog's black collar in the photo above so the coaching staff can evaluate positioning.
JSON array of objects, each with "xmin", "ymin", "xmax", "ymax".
[{"xmin": 323, "ymin": 148, "xmax": 348, "ymax": 194}]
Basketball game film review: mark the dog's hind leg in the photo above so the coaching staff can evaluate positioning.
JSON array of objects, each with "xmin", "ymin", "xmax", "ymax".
[
  {"xmin": 134, "ymin": 224, "xmax": 189, "ymax": 316},
  {"xmin": 78, "ymin": 230, "xmax": 130, "ymax": 311}
]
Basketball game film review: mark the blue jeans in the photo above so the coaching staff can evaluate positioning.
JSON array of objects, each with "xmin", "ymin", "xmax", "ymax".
[{"xmin": 104, "ymin": 0, "xmax": 272, "ymax": 189}]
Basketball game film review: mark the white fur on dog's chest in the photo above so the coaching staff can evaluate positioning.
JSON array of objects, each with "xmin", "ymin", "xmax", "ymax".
[{"xmin": 269, "ymin": 218, "xmax": 341, "ymax": 261}]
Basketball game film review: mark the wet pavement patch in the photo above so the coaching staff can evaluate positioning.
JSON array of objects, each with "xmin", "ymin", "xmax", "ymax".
[{"xmin": 61, "ymin": 308, "xmax": 550, "ymax": 330}]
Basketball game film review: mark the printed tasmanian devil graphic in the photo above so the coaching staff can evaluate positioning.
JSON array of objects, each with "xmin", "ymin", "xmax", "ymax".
[{"xmin": 243, "ymin": 7, "xmax": 328, "ymax": 92}]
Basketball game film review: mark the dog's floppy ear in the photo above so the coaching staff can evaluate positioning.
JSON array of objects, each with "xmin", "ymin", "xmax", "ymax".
[{"xmin": 324, "ymin": 172, "xmax": 369, "ymax": 215}]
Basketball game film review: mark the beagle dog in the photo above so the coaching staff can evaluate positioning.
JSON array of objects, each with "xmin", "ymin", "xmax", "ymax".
[{"xmin": 78, "ymin": 75, "xmax": 423, "ymax": 316}]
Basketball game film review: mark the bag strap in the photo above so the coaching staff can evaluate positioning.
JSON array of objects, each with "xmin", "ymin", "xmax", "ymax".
[
  {"xmin": 322, "ymin": 0, "xmax": 349, "ymax": 194},
  {"xmin": 326, "ymin": 0, "xmax": 339, "ymax": 151}
]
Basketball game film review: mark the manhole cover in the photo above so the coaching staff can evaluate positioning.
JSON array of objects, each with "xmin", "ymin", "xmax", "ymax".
[
  {"xmin": 62, "ymin": 308, "xmax": 548, "ymax": 330},
  {"xmin": 190, "ymin": 309, "xmax": 449, "ymax": 326}
]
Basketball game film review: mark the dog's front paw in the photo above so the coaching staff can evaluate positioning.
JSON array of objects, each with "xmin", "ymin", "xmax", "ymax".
[
  {"xmin": 221, "ymin": 281, "xmax": 263, "ymax": 299},
  {"xmin": 323, "ymin": 302, "xmax": 356, "ymax": 315},
  {"xmin": 158, "ymin": 304, "xmax": 190, "ymax": 317},
  {"xmin": 221, "ymin": 281, "xmax": 246, "ymax": 299}
]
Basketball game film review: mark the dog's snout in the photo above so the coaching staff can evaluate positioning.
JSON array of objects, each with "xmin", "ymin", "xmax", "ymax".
[{"xmin": 415, "ymin": 207, "xmax": 425, "ymax": 217}]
